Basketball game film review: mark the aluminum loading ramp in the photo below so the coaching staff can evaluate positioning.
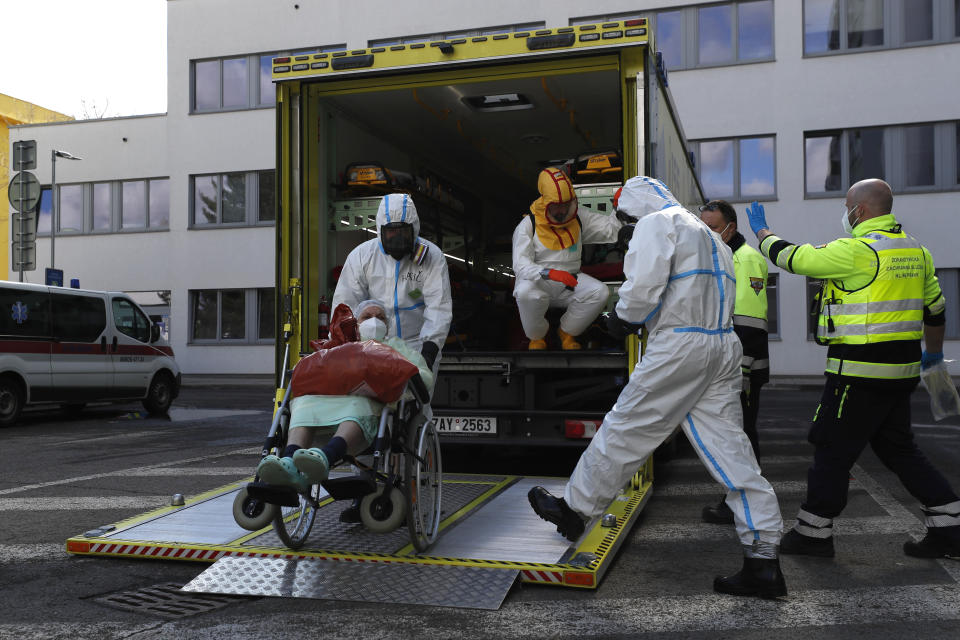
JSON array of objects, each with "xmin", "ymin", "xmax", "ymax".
[{"xmin": 67, "ymin": 465, "xmax": 652, "ymax": 606}]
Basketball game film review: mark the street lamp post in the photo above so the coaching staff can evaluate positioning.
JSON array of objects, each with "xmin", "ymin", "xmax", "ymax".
[{"xmin": 51, "ymin": 149, "xmax": 82, "ymax": 272}]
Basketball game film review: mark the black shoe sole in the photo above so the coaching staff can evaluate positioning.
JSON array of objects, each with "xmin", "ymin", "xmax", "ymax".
[{"xmin": 713, "ymin": 578, "xmax": 787, "ymax": 599}]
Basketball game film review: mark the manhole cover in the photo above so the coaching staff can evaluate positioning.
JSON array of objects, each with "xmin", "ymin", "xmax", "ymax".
[{"xmin": 94, "ymin": 582, "xmax": 249, "ymax": 619}]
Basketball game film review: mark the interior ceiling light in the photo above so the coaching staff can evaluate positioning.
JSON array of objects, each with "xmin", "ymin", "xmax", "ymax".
[
  {"xmin": 462, "ymin": 93, "xmax": 534, "ymax": 112},
  {"xmin": 521, "ymin": 134, "xmax": 548, "ymax": 144}
]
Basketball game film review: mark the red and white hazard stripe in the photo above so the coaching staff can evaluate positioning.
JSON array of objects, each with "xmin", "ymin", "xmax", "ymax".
[{"xmin": 520, "ymin": 569, "xmax": 563, "ymax": 584}]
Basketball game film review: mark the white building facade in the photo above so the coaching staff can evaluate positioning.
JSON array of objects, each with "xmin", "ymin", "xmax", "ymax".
[{"xmin": 9, "ymin": 0, "xmax": 960, "ymax": 376}]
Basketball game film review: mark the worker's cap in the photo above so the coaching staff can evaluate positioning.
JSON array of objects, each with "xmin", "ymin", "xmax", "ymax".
[
  {"xmin": 614, "ymin": 176, "xmax": 680, "ymax": 220},
  {"xmin": 537, "ymin": 167, "xmax": 576, "ymax": 204},
  {"xmin": 356, "ymin": 299, "xmax": 387, "ymax": 318}
]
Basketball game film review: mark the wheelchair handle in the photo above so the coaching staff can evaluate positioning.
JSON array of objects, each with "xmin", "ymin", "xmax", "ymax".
[{"xmin": 409, "ymin": 374, "xmax": 429, "ymax": 404}]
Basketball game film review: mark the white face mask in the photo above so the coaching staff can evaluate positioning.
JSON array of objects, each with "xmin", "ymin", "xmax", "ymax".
[
  {"xmin": 358, "ymin": 317, "xmax": 387, "ymax": 341},
  {"xmin": 841, "ymin": 204, "xmax": 860, "ymax": 235}
]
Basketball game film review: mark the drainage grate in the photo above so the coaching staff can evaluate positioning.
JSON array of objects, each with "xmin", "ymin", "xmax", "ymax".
[{"xmin": 93, "ymin": 582, "xmax": 249, "ymax": 619}]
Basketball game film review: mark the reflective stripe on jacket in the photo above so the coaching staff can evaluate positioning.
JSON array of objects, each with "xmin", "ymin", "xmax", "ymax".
[{"xmin": 759, "ymin": 214, "xmax": 945, "ymax": 386}]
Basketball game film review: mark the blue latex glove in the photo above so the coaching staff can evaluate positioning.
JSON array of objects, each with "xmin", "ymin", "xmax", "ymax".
[
  {"xmin": 746, "ymin": 201, "xmax": 769, "ymax": 235},
  {"xmin": 921, "ymin": 351, "xmax": 944, "ymax": 371}
]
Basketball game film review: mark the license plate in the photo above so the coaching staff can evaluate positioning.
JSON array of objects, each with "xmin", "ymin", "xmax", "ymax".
[{"xmin": 433, "ymin": 416, "xmax": 497, "ymax": 435}]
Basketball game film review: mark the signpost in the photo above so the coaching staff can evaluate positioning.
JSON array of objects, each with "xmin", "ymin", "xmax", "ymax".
[{"xmin": 9, "ymin": 141, "xmax": 40, "ymax": 280}]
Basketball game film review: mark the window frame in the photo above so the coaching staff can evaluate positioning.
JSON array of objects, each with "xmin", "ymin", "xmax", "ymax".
[
  {"xmin": 802, "ymin": 0, "xmax": 960, "ymax": 58},
  {"xmin": 580, "ymin": 1, "xmax": 776, "ymax": 71},
  {"xmin": 690, "ymin": 134, "xmax": 778, "ymax": 202},
  {"xmin": 38, "ymin": 178, "xmax": 170, "ymax": 236},
  {"xmin": 191, "ymin": 46, "xmax": 346, "ymax": 114},
  {"xmin": 190, "ymin": 170, "xmax": 276, "ymax": 228},
  {"xmin": 804, "ymin": 121, "xmax": 960, "ymax": 198},
  {"xmin": 188, "ymin": 288, "xmax": 276, "ymax": 345}
]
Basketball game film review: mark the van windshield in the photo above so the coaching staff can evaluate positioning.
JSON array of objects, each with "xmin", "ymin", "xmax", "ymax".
[{"xmin": 112, "ymin": 298, "xmax": 152, "ymax": 343}]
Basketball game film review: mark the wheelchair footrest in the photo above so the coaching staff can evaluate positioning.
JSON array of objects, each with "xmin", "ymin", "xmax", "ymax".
[
  {"xmin": 245, "ymin": 482, "xmax": 301, "ymax": 507},
  {"xmin": 322, "ymin": 473, "xmax": 377, "ymax": 501}
]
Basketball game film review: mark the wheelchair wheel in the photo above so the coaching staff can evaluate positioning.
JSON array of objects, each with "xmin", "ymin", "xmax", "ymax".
[
  {"xmin": 272, "ymin": 486, "xmax": 318, "ymax": 549},
  {"xmin": 360, "ymin": 483, "xmax": 407, "ymax": 533},
  {"xmin": 232, "ymin": 486, "xmax": 278, "ymax": 531},
  {"xmin": 405, "ymin": 418, "xmax": 442, "ymax": 552}
]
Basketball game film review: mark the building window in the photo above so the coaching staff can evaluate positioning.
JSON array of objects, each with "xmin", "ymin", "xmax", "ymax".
[
  {"xmin": 805, "ymin": 121, "xmax": 960, "ymax": 196},
  {"xmin": 192, "ymin": 46, "xmax": 345, "ymax": 113},
  {"xmin": 804, "ymin": 0, "xmax": 959, "ymax": 56},
  {"xmin": 579, "ymin": 2, "xmax": 775, "ymax": 71},
  {"xmin": 904, "ymin": 0, "xmax": 934, "ymax": 42},
  {"xmin": 92, "ymin": 182, "xmax": 111, "ymax": 232},
  {"xmin": 258, "ymin": 170, "xmax": 275, "ymax": 222},
  {"xmin": 258, "ymin": 55, "xmax": 276, "ymax": 106},
  {"xmin": 191, "ymin": 171, "xmax": 275, "ymax": 227},
  {"xmin": 766, "ymin": 273, "xmax": 780, "ymax": 338},
  {"xmin": 35, "ymin": 187, "xmax": 52, "ymax": 234},
  {"xmin": 189, "ymin": 288, "xmax": 275, "ymax": 344},
  {"xmin": 38, "ymin": 179, "xmax": 169, "ymax": 236},
  {"xmin": 122, "ymin": 180, "xmax": 147, "ymax": 229},
  {"xmin": 58, "ymin": 184, "xmax": 83, "ymax": 233},
  {"xmin": 936, "ymin": 269, "xmax": 960, "ymax": 339},
  {"xmin": 656, "ymin": 10, "xmax": 684, "ymax": 69},
  {"xmin": 258, "ymin": 288, "xmax": 276, "ymax": 340},
  {"xmin": 690, "ymin": 135, "xmax": 776, "ymax": 201}
]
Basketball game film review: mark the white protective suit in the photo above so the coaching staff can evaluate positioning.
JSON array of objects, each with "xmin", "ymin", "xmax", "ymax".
[
  {"xmin": 333, "ymin": 193, "xmax": 453, "ymax": 354},
  {"xmin": 564, "ymin": 176, "xmax": 783, "ymax": 552},
  {"xmin": 512, "ymin": 188, "xmax": 623, "ymax": 339}
]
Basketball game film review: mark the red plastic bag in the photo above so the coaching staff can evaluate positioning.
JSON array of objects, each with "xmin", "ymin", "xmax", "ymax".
[
  {"xmin": 309, "ymin": 303, "xmax": 359, "ymax": 351},
  {"xmin": 290, "ymin": 340, "xmax": 419, "ymax": 403}
]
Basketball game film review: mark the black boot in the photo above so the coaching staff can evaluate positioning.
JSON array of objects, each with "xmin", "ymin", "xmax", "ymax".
[
  {"xmin": 713, "ymin": 557, "xmax": 787, "ymax": 599},
  {"xmin": 780, "ymin": 528, "xmax": 835, "ymax": 558},
  {"xmin": 528, "ymin": 486, "xmax": 586, "ymax": 542},
  {"xmin": 904, "ymin": 531, "xmax": 960, "ymax": 559},
  {"xmin": 702, "ymin": 496, "xmax": 734, "ymax": 524},
  {"xmin": 340, "ymin": 498, "xmax": 361, "ymax": 524}
]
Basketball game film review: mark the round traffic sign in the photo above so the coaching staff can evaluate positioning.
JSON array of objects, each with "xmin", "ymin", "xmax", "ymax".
[{"xmin": 8, "ymin": 171, "xmax": 41, "ymax": 212}]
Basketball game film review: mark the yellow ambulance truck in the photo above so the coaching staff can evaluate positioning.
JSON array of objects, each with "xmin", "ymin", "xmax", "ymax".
[{"xmin": 271, "ymin": 19, "xmax": 703, "ymax": 448}]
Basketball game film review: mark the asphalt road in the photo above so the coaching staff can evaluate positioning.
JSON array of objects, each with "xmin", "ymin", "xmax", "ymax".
[{"xmin": 1, "ymin": 381, "xmax": 959, "ymax": 639}]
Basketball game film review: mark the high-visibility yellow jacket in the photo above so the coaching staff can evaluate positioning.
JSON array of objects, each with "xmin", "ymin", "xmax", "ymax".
[
  {"xmin": 729, "ymin": 233, "xmax": 769, "ymax": 382},
  {"xmin": 759, "ymin": 213, "xmax": 946, "ymax": 387}
]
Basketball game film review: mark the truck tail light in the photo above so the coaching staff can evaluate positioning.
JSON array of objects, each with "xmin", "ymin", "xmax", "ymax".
[{"xmin": 565, "ymin": 419, "xmax": 601, "ymax": 439}]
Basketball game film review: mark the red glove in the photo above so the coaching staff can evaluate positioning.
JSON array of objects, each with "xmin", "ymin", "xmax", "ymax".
[{"xmin": 542, "ymin": 269, "xmax": 578, "ymax": 290}]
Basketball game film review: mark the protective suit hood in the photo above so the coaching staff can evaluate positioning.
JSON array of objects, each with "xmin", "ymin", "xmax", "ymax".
[
  {"xmin": 376, "ymin": 193, "xmax": 422, "ymax": 259},
  {"xmin": 615, "ymin": 176, "xmax": 681, "ymax": 221},
  {"xmin": 529, "ymin": 167, "xmax": 580, "ymax": 250}
]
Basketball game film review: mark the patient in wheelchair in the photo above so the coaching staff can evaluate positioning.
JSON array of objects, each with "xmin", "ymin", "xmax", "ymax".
[{"xmin": 256, "ymin": 299, "xmax": 434, "ymax": 519}]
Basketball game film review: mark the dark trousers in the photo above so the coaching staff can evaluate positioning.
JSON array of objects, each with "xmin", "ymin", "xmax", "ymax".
[
  {"xmin": 803, "ymin": 377, "xmax": 958, "ymax": 520},
  {"xmin": 741, "ymin": 378, "xmax": 763, "ymax": 461}
]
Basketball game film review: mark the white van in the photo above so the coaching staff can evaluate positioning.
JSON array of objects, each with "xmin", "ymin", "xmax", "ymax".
[{"xmin": 0, "ymin": 281, "xmax": 181, "ymax": 426}]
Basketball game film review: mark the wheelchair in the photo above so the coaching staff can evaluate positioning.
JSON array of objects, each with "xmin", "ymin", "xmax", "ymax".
[{"xmin": 232, "ymin": 346, "xmax": 443, "ymax": 553}]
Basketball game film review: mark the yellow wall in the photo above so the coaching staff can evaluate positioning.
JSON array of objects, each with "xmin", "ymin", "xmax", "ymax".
[{"xmin": 0, "ymin": 94, "xmax": 72, "ymax": 280}]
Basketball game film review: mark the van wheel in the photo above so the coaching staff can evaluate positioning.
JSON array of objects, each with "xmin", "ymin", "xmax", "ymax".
[
  {"xmin": 143, "ymin": 373, "xmax": 174, "ymax": 415},
  {"xmin": 0, "ymin": 378, "xmax": 25, "ymax": 427}
]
